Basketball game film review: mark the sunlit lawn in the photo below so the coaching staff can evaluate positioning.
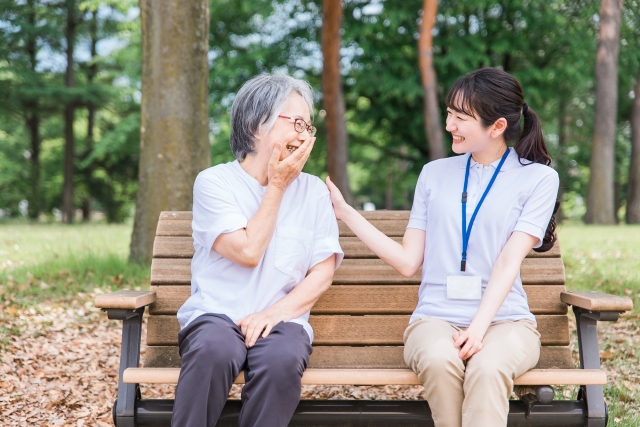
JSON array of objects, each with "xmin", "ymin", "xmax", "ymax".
[
  {"xmin": 0, "ymin": 223, "xmax": 149, "ymax": 305},
  {"xmin": 559, "ymin": 224, "xmax": 640, "ymax": 307},
  {"xmin": 0, "ymin": 222, "xmax": 638, "ymax": 425}
]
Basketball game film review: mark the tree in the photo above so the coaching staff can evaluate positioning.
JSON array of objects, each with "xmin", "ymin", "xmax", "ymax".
[
  {"xmin": 418, "ymin": 0, "xmax": 445, "ymax": 160},
  {"xmin": 627, "ymin": 71, "xmax": 640, "ymax": 223},
  {"xmin": 585, "ymin": 0, "xmax": 624, "ymax": 224},
  {"xmin": 62, "ymin": 0, "xmax": 80, "ymax": 224},
  {"xmin": 322, "ymin": 0, "xmax": 353, "ymax": 205},
  {"xmin": 0, "ymin": 0, "xmax": 59, "ymax": 219},
  {"xmin": 129, "ymin": 0, "xmax": 211, "ymax": 262}
]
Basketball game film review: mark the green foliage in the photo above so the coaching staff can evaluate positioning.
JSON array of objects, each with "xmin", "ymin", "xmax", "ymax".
[{"xmin": 0, "ymin": 0, "xmax": 639, "ymax": 217}]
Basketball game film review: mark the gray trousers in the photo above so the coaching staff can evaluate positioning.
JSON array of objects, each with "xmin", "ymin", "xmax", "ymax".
[{"xmin": 172, "ymin": 313, "xmax": 312, "ymax": 427}]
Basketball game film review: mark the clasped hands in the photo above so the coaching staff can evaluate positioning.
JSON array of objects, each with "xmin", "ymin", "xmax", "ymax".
[{"xmin": 453, "ymin": 326, "xmax": 486, "ymax": 360}]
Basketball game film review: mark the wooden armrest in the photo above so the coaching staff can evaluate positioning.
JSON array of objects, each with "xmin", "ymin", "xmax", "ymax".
[
  {"xmin": 94, "ymin": 290, "xmax": 157, "ymax": 310},
  {"xmin": 561, "ymin": 291, "xmax": 633, "ymax": 312}
]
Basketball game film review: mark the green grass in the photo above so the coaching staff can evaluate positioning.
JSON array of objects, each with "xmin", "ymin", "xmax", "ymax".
[
  {"xmin": 558, "ymin": 224, "xmax": 640, "ymax": 426},
  {"xmin": 0, "ymin": 223, "xmax": 149, "ymax": 305},
  {"xmin": 558, "ymin": 224, "xmax": 640, "ymax": 310}
]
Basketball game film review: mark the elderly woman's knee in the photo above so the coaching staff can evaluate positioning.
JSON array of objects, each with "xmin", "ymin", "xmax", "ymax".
[
  {"xmin": 253, "ymin": 339, "xmax": 308, "ymax": 379},
  {"xmin": 185, "ymin": 326, "xmax": 243, "ymax": 364}
]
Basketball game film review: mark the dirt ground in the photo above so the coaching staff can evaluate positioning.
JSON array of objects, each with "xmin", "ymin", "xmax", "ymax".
[{"xmin": 1, "ymin": 295, "xmax": 638, "ymax": 426}]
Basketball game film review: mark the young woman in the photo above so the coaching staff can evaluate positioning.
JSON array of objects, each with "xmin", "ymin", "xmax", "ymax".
[{"xmin": 326, "ymin": 68, "xmax": 560, "ymax": 427}]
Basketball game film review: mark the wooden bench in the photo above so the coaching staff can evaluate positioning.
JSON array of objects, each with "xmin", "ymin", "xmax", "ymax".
[{"xmin": 96, "ymin": 210, "xmax": 633, "ymax": 427}]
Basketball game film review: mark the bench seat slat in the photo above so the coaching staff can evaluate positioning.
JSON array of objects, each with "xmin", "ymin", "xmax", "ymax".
[
  {"xmin": 123, "ymin": 367, "xmax": 606, "ymax": 386},
  {"xmin": 150, "ymin": 258, "xmax": 565, "ymax": 286},
  {"xmin": 144, "ymin": 345, "xmax": 575, "ymax": 370},
  {"xmin": 153, "ymin": 236, "xmax": 561, "ymax": 259},
  {"xmin": 146, "ymin": 315, "xmax": 569, "ymax": 346},
  {"xmin": 149, "ymin": 285, "xmax": 568, "ymax": 316},
  {"xmin": 155, "ymin": 211, "xmax": 413, "ymax": 238}
]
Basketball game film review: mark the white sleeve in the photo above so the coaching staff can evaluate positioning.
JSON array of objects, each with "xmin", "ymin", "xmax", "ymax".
[
  {"xmin": 513, "ymin": 170, "xmax": 560, "ymax": 248},
  {"xmin": 192, "ymin": 171, "xmax": 248, "ymax": 258},
  {"xmin": 407, "ymin": 165, "xmax": 429, "ymax": 231},
  {"xmin": 309, "ymin": 189, "xmax": 344, "ymax": 270}
]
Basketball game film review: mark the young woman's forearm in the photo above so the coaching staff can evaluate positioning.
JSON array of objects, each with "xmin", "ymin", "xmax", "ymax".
[
  {"xmin": 469, "ymin": 231, "xmax": 539, "ymax": 335},
  {"xmin": 340, "ymin": 205, "xmax": 425, "ymax": 277}
]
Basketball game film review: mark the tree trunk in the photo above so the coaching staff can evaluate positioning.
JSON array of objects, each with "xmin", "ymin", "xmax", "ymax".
[
  {"xmin": 418, "ymin": 0, "xmax": 445, "ymax": 160},
  {"xmin": 27, "ymin": 113, "xmax": 40, "ymax": 220},
  {"xmin": 626, "ymin": 69, "xmax": 640, "ymax": 223},
  {"xmin": 130, "ymin": 0, "xmax": 211, "ymax": 263},
  {"xmin": 584, "ymin": 0, "xmax": 623, "ymax": 224},
  {"xmin": 83, "ymin": 10, "xmax": 98, "ymax": 223},
  {"xmin": 322, "ymin": 0, "xmax": 353, "ymax": 205},
  {"xmin": 555, "ymin": 96, "xmax": 571, "ymax": 222},
  {"xmin": 26, "ymin": 0, "xmax": 40, "ymax": 220},
  {"xmin": 62, "ymin": 0, "xmax": 77, "ymax": 224}
]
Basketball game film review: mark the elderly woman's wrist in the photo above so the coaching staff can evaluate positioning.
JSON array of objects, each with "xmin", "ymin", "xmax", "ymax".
[{"xmin": 267, "ymin": 180, "xmax": 287, "ymax": 194}]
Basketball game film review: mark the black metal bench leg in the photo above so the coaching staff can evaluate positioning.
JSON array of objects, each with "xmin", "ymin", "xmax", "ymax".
[
  {"xmin": 108, "ymin": 308, "xmax": 145, "ymax": 427},
  {"xmin": 574, "ymin": 307, "xmax": 611, "ymax": 427}
]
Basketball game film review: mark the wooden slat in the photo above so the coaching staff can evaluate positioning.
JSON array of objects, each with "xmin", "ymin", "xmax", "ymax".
[
  {"xmin": 520, "ymin": 258, "xmax": 565, "ymax": 284},
  {"xmin": 333, "ymin": 259, "xmax": 421, "ymax": 285},
  {"xmin": 151, "ymin": 258, "xmax": 191, "ymax": 285},
  {"xmin": 525, "ymin": 285, "xmax": 568, "ymax": 315},
  {"xmin": 152, "ymin": 236, "xmax": 561, "ymax": 259},
  {"xmin": 339, "ymin": 237, "xmax": 561, "ymax": 259},
  {"xmin": 536, "ymin": 315, "xmax": 570, "ymax": 345},
  {"xmin": 146, "ymin": 314, "xmax": 569, "ymax": 347},
  {"xmin": 529, "ymin": 241, "xmax": 561, "ymax": 258},
  {"xmin": 338, "ymin": 220, "xmax": 408, "ymax": 237},
  {"xmin": 153, "ymin": 236, "xmax": 195, "ymax": 258},
  {"xmin": 151, "ymin": 257, "xmax": 565, "ymax": 286},
  {"xmin": 340, "ymin": 236, "xmax": 402, "ymax": 258},
  {"xmin": 154, "ymin": 211, "xmax": 412, "ymax": 238},
  {"xmin": 159, "ymin": 211, "xmax": 193, "ymax": 220},
  {"xmin": 157, "ymin": 210, "xmax": 410, "ymax": 223},
  {"xmin": 145, "ymin": 345, "xmax": 574, "ymax": 370},
  {"xmin": 561, "ymin": 291, "xmax": 633, "ymax": 312},
  {"xmin": 124, "ymin": 367, "xmax": 606, "ymax": 386},
  {"xmin": 149, "ymin": 285, "xmax": 419, "ymax": 315},
  {"xmin": 156, "ymin": 219, "xmax": 192, "ymax": 237},
  {"xmin": 149, "ymin": 284, "xmax": 567, "ymax": 316},
  {"xmin": 94, "ymin": 290, "xmax": 156, "ymax": 310}
]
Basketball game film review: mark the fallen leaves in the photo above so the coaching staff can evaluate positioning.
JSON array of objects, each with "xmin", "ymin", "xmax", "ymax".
[{"xmin": 2, "ymin": 296, "xmax": 639, "ymax": 426}]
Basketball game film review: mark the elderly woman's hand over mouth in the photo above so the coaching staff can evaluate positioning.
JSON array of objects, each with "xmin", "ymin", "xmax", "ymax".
[{"xmin": 268, "ymin": 137, "xmax": 315, "ymax": 192}]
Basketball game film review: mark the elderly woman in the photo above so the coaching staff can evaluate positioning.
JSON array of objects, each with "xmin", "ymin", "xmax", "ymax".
[{"xmin": 172, "ymin": 74, "xmax": 344, "ymax": 427}]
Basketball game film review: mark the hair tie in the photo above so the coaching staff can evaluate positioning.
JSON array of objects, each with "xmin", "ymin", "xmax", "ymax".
[{"xmin": 522, "ymin": 102, "xmax": 529, "ymax": 116}]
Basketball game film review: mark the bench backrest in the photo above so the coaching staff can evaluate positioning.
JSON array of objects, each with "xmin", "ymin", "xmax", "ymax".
[{"xmin": 144, "ymin": 211, "xmax": 574, "ymax": 371}]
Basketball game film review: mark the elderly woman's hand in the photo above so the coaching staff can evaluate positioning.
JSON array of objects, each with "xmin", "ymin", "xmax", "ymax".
[
  {"xmin": 237, "ymin": 307, "xmax": 287, "ymax": 348},
  {"xmin": 268, "ymin": 137, "xmax": 315, "ymax": 191}
]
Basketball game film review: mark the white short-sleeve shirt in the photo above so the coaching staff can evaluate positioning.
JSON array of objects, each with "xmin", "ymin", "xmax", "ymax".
[
  {"xmin": 408, "ymin": 149, "xmax": 559, "ymax": 327},
  {"xmin": 177, "ymin": 160, "xmax": 344, "ymax": 342}
]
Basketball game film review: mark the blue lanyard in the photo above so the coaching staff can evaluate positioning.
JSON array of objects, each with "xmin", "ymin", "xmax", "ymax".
[{"xmin": 461, "ymin": 148, "xmax": 510, "ymax": 271}]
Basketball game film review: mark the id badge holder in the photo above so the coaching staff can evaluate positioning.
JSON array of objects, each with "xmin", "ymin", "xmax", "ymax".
[{"xmin": 446, "ymin": 273, "xmax": 482, "ymax": 300}]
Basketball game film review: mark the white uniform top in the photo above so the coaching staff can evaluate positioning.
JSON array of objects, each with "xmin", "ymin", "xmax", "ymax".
[
  {"xmin": 177, "ymin": 160, "xmax": 344, "ymax": 342},
  {"xmin": 407, "ymin": 149, "xmax": 559, "ymax": 327}
]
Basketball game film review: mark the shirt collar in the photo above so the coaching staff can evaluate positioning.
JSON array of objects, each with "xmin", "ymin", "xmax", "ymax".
[{"xmin": 458, "ymin": 148, "xmax": 524, "ymax": 172}]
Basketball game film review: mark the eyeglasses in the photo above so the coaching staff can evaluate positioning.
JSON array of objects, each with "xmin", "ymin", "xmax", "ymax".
[{"xmin": 278, "ymin": 115, "xmax": 317, "ymax": 137}]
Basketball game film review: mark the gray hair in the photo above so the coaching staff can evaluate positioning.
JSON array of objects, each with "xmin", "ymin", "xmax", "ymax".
[{"xmin": 230, "ymin": 74, "xmax": 314, "ymax": 161}]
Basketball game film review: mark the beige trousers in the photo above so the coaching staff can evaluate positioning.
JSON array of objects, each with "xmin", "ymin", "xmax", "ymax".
[{"xmin": 403, "ymin": 317, "xmax": 541, "ymax": 427}]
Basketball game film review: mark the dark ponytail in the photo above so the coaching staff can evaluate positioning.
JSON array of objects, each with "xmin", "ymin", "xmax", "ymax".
[{"xmin": 445, "ymin": 68, "xmax": 559, "ymax": 252}]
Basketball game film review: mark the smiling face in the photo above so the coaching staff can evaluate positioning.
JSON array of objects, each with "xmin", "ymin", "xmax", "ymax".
[
  {"xmin": 445, "ymin": 106, "xmax": 495, "ymax": 155},
  {"xmin": 256, "ymin": 92, "xmax": 313, "ymax": 161}
]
